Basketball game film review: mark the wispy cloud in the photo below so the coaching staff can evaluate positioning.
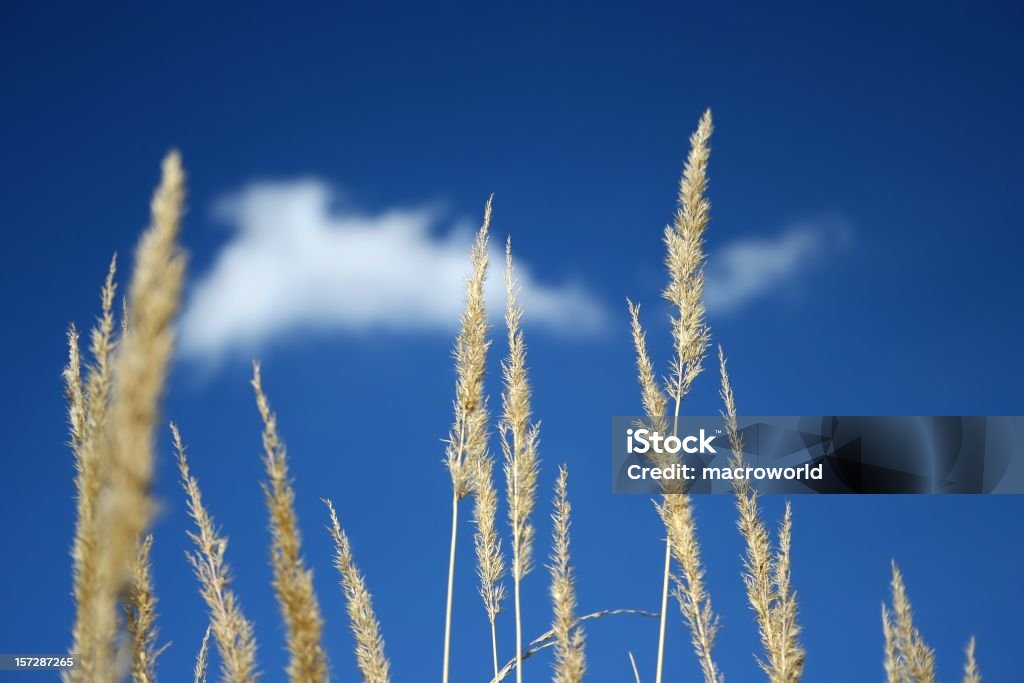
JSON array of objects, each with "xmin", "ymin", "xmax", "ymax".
[
  {"xmin": 704, "ymin": 217, "xmax": 850, "ymax": 314},
  {"xmin": 178, "ymin": 181, "xmax": 606, "ymax": 360}
]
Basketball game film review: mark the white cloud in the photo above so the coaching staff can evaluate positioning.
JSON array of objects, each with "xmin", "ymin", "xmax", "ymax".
[
  {"xmin": 704, "ymin": 218, "xmax": 850, "ymax": 314},
  {"xmin": 178, "ymin": 180, "xmax": 607, "ymax": 359}
]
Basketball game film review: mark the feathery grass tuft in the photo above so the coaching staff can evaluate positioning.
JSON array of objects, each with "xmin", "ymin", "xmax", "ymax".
[
  {"xmin": 882, "ymin": 605, "xmax": 899, "ymax": 683},
  {"xmin": 626, "ymin": 301, "xmax": 668, "ymax": 438},
  {"xmin": 64, "ymin": 326, "xmax": 87, "ymax": 453},
  {"xmin": 656, "ymin": 495, "xmax": 721, "ymax": 683},
  {"xmin": 629, "ymin": 110, "xmax": 719, "ymax": 683},
  {"xmin": 663, "ymin": 109, "xmax": 713, "ymax": 408},
  {"xmin": 77, "ymin": 152, "xmax": 185, "ymax": 683},
  {"xmin": 549, "ymin": 466, "xmax": 585, "ymax": 683},
  {"xmin": 66, "ymin": 254, "xmax": 120, "ymax": 683},
  {"xmin": 442, "ymin": 197, "xmax": 493, "ymax": 683},
  {"xmin": 473, "ymin": 451, "xmax": 506, "ymax": 679},
  {"xmin": 194, "ymin": 627, "xmax": 211, "ymax": 683},
  {"xmin": 192, "ymin": 626, "xmax": 210, "ymax": 683},
  {"xmin": 720, "ymin": 346, "xmax": 804, "ymax": 682},
  {"xmin": 325, "ymin": 499, "xmax": 392, "ymax": 683},
  {"xmin": 884, "ymin": 563, "xmax": 936, "ymax": 683},
  {"xmin": 962, "ymin": 636, "xmax": 981, "ymax": 683},
  {"xmin": 252, "ymin": 363, "xmax": 328, "ymax": 683},
  {"xmin": 502, "ymin": 238, "xmax": 541, "ymax": 683},
  {"xmin": 445, "ymin": 196, "xmax": 493, "ymax": 499},
  {"xmin": 175, "ymin": 424, "xmax": 259, "ymax": 683},
  {"xmin": 124, "ymin": 533, "xmax": 164, "ymax": 683}
]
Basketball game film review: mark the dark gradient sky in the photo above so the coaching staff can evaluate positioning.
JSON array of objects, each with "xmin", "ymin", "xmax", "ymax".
[{"xmin": 1, "ymin": 2, "xmax": 1022, "ymax": 681}]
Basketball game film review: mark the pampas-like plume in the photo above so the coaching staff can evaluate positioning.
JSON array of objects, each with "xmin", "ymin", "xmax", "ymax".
[
  {"xmin": 626, "ymin": 301, "xmax": 668, "ymax": 438},
  {"xmin": 719, "ymin": 347, "xmax": 804, "ymax": 682},
  {"xmin": 664, "ymin": 109, "xmax": 713, "ymax": 408},
  {"xmin": 882, "ymin": 605, "xmax": 899, "ymax": 683},
  {"xmin": 962, "ymin": 637, "xmax": 981, "ymax": 683},
  {"xmin": 66, "ymin": 255, "xmax": 119, "ymax": 683},
  {"xmin": 325, "ymin": 499, "xmax": 392, "ymax": 683},
  {"xmin": 446, "ymin": 196, "xmax": 493, "ymax": 499},
  {"xmin": 656, "ymin": 495, "xmax": 721, "ymax": 683},
  {"xmin": 771, "ymin": 504, "xmax": 803, "ymax": 680},
  {"xmin": 85, "ymin": 152, "xmax": 185, "ymax": 683},
  {"xmin": 884, "ymin": 563, "xmax": 936, "ymax": 683},
  {"xmin": 549, "ymin": 466, "xmax": 585, "ymax": 683},
  {"xmin": 442, "ymin": 197, "xmax": 493, "ymax": 683},
  {"xmin": 473, "ymin": 453, "xmax": 506, "ymax": 679},
  {"xmin": 175, "ymin": 424, "xmax": 259, "ymax": 683},
  {"xmin": 502, "ymin": 239, "xmax": 540, "ymax": 683},
  {"xmin": 125, "ymin": 533, "xmax": 164, "ymax": 683},
  {"xmin": 86, "ymin": 255, "xmax": 119, "ymax": 426},
  {"xmin": 194, "ymin": 626, "xmax": 212, "ymax": 683},
  {"xmin": 194, "ymin": 627, "xmax": 211, "ymax": 683},
  {"xmin": 64, "ymin": 326, "xmax": 87, "ymax": 453},
  {"xmin": 629, "ymin": 110, "xmax": 719, "ymax": 683},
  {"xmin": 251, "ymin": 364, "xmax": 328, "ymax": 683}
]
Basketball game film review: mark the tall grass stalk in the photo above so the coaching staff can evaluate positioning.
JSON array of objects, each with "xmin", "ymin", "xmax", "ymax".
[
  {"xmin": 629, "ymin": 110, "xmax": 718, "ymax": 683},
  {"xmin": 473, "ymin": 446, "xmax": 506, "ymax": 679},
  {"xmin": 193, "ymin": 627, "xmax": 211, "ymax": 683},
  {"xmin": 74, "ymin": 152, "xmax": 185, "ymax": 683},
  {"xmin": 252, "ymin": 364, "xmax": 328, "ymax": 682},
  {"xmin": 124, "ymin": 533, "xmax": 163, "ymax": 683},
  {"xmin": 501, "ymin": 239, "xmax": 540, "ymax": 683},
  {"xmin": 325, "ymin": 499, "xmax": 392, "ymax": 683},
  {"xmin": 719, "ymin": 347, "xmax": 804, "ymax": 682},
  {"xmin": 442, "ymin": 198, "xmax": 492, "ymax": 683},
  {"xmin": 65, "ymin": 255, "xmax": 117, "ymax": 683},
  {"xmin": 174, "ymin": 424, "xmax": 259, "ymax": 683},
  {"xmin": 549, "ymin": 466, "xmax": 585, "ymax": 683},
  {"xmin": 883, "ymin": 563, "xmax": 936, "ymax": 683},
  {"xmin": 962, "ymin": 637, "xmax": 981, "ymax": 683}
]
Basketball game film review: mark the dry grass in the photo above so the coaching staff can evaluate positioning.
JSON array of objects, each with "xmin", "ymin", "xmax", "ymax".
[
  {"xmin": 884, "ymin": 564, "xmax": 937, "ymax": 683},
  {"xmin": 472, "ymin": 443, "xmax": 506, "ymax": 679},
  {"xmin": 502, "ymin": 238, "xmax": 541, "ymax": 683},
  {"xmin": 59, "ymin": 124, "xmax": 989, "ymax": 683},
  {"xmin": 252, "ymin": 363, "xmax": 328, "ymax": 683},
  {"xmin": 175, "ymin": 424, "xmax": 259, "ymax": 683},
  {"xmin": 549, "ymin": 465, "xmax": 585, "ymax": 683},
  {"xmin": 193, "ymin": 627, "xmax": 211, "ymax": 683},
  {"xmin": 962, "ymin": 637, "xmax": 981, "ymax": 683},
  {"xmin": 655, "ymin": 494, "xmax": 721, "ymax": 683},
  {"xmin": 64, "ymin": 152, "xmax": 185, "ymax": 683},
  {"xmin": 442, "ymin": 197, "xmax": 493, "ymax": 683},
  {"xmin": 719, "ymin": 347, "xmax": 804, "ymax": 682},
  {"xmin": 65, "ymin": 256, "xmax": 119, "ymax": 683},
  {"xmin": 325, "ymin": 499, "xmax": 391, "ymax": 683},
  {"xmin": 124, "ymin": 533, "xmax": 164, "ymax": 683},
  {"xmin": 629, "ymin": 110, "xmax": 720, "ymax": 683}
]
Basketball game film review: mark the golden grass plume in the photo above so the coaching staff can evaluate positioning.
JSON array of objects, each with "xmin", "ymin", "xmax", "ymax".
[
  {"xmin": 193, "ymin": 627, "xmax": 211, "ymax": 683},
  {"xmin": 67, "ymin": 152, "xmax": 185, "ymax": 683},
  {"xmin": 719, "ymin": 346, "xmax": 804, "ymax": 682},
  {"xmin": 883, "ymin": 563, "xmax": 936, "ymax": 683},
  {"xmin": 549, "ymin": 465, "xmax": 585, "ymax": 683},
  {"xmin": 252, "ymin": 363, "xmax": 328, "ymax": 683},
  {"xmin": 325, "ymin": 499, "xmax": 392, "ymax": 683},
  {"xmin": 124, "ymin": 533, "xmax": 164, "ymax": 683},
  {"xmin": 175, "ymin": 423, "xmax": 259, "ymax": 683},
  {"xmin": 502, "ymin": 239, "xmax": 541, "ymax": 683},
  {"xmin": 442, "ymin": 197, "xmax": 493, "ymax": 683}
]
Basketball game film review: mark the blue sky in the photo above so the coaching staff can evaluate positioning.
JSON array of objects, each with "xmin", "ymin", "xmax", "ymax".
[{"xmin": 1, "ymin": 1, "xmax": 1022, "ymax": 681}]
